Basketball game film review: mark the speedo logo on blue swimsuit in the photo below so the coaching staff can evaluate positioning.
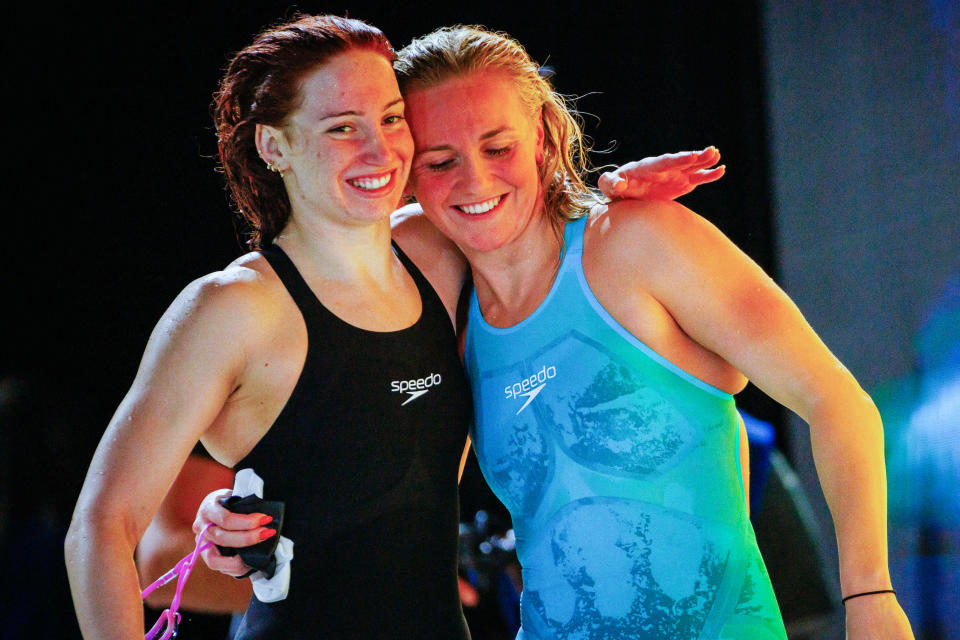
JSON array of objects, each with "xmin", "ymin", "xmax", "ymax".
[
  {"xmin": 391, "ymin": 372, "xmax": 442, "ymax": 406},
  {"xmin": 504, "ymin": 365, "xmax": 557, "ymax": 415}
]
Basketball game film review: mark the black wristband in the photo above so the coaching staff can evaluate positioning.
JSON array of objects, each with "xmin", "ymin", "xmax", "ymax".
[{"xmin": 841, "ymin": 589, "xmax": 896, "ymax": 605}]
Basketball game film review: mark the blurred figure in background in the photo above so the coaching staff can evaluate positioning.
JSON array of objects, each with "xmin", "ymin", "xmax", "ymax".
[{"xmin": 877, "ymin": 272, "xmax": 960, "ymax": 639}]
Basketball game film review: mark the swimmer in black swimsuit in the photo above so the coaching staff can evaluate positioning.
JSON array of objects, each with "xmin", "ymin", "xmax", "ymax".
[{"xmin": 66, "ymin": 13, "xmax": 724, "ymax": 639}]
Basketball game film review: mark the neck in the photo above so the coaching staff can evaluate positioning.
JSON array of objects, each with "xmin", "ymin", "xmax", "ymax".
[
  {"xmin": 467, "ymin": 213, "xmax": 565, "ymax": 328},
  {"xmin": 273, "ymin": 209, "xmax": 395, "ymax": 285}
]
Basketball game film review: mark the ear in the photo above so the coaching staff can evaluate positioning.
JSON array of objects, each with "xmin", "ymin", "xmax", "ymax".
[{"xmin": 255, "ymin": 123, "xmax": 288, "ymax": 172}]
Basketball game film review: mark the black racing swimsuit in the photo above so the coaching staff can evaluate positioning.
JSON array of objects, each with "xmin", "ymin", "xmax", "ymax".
[{"xmin": 232, "ymin": 243, "xmax": 472, "ymax": 640}]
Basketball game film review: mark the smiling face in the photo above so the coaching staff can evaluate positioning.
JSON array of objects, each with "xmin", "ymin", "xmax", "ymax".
[
  {"xmin": 404, "ymin": 69, "xmax": 545, "ymax": 255},
  {"xmin": 259, "ymin": 48, "xmax": 413, "ymax": 229}
]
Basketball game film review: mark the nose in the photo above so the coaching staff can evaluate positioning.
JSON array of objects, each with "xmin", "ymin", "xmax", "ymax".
[
  {"xmin": 459, "ymin": 153, "xmax": 493, "ymax": 195},
  {"xmin": 362, "ymin": 126, "xmax": 391, "ymax": 166}
]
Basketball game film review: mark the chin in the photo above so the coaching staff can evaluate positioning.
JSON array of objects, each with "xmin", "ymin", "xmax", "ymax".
[{"xmin": 461, "ymin": 233, "xmax": 511, "ymax": 255}]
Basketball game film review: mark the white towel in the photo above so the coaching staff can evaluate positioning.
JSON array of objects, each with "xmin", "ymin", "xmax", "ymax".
[{"xmin": 231, "ymin": 468, "xmax": 294, "ymax": 603}]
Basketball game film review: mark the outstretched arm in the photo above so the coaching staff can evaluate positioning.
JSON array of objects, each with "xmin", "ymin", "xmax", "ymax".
[
  {"xmin": 397, "ymin": 145, "xmax": 723, "ymax": 256},
  {"xmin": 392, "ymin": 147, "xmax": 723, "ymax": 319},
  {"xmin": 593, "ymin": 200, "xmax": 912, "ymax": 639}
]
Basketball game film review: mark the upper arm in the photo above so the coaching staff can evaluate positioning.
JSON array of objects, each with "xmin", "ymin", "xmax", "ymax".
[
  {"xmin": 596, "ymin": 200, "xmax": 863, "ymax": 420},
  {"xmin": 391, "ymin": 204, "xmax": 469, "ymax": 324},
  {"xmin": 73, "ymin": 273, "xmax": 258, "ymax": 542}
]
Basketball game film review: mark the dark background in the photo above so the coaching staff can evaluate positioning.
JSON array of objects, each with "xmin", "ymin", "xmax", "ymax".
[{"xmin": 3, "ymin": 1, "xmax": 956, "ymax": 638}]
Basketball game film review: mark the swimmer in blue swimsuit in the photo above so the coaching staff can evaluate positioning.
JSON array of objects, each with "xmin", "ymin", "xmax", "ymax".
[
  {"xmin": 464, "ymin": 216, "xmax": 785, "ymax": 639},
  {"xmin": 397, "ymin": 25, "xmax": 913, "ymax": 640}
]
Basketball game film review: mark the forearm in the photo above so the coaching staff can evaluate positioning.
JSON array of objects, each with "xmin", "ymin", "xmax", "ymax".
[
  {"xmin": 806, "ymin": 385, "xmax": 891, "ymax": 595},
  {"xmin": 65, "ymin": 516, "xmax": 145, "ymax": 639}
]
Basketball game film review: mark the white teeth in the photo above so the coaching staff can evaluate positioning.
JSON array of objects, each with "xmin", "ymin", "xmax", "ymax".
[
  {"xmin": 348, "ymin": 173, "xmax": 392, "ymax": 190},
  {"xmin": 457, "ymin": 196, "xmax": 502, "ymax": 214}
]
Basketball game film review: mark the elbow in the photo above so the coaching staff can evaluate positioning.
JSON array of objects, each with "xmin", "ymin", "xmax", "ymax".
[
  {"xmin": 64, "ymin": 518, "xmax": 81, "ymax": 569},
  {"xmin": 64, "ymin": 504, "xmax": 138, "ymax": 571},
  {"xmin": 64, "ymin": 509, "xmax": 99, "ymax": 578},
  {"xmin": 64, "ymin": 506, "xmax": 95, "ymax": 564},
  {"xmin": 805, "ymin": 374, "xmax": 884, "ymax": 436}
]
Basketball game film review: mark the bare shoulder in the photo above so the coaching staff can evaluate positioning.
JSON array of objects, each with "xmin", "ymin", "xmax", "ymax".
[
  {"xmin": 584, "ymin": 199, "xmax": 713, "ymax": 275},
  {"xmin": 143, "ymin": 252, "xmax": 290, "ymax": 370},
  {"xmin": 583, "ymin": 198, "xmax": 777, "ymax": 318},
  {"xmin": 166, "ymin": 254, "xmax": 274, "ymax": 328},
  {"xmin": 390, "ymin": 203, "xmax": 468, "ymax": 319}
]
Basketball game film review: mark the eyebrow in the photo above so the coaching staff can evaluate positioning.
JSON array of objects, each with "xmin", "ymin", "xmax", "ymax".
[
  {"xmin": 319, "ymin": 97, "xmax": 404, "ymax": 121},
  {"xmin": 417, "ymin": 127, "xmax": 514, "ymax": 154}
]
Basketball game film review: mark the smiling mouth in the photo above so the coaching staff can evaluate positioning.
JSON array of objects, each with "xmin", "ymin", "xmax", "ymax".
[
  {"xmin": 454, "ymin": 195, "xmax": 504, "ymax": 215},
  {"xmin": 347, "ymin": 171, "xmax": 393, "ymax": 191}
]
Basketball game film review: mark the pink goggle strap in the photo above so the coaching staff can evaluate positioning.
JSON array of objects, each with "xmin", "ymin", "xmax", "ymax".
[{"xmin": 142, "ymin": 522, "xmax": 215, "ymax": 640}]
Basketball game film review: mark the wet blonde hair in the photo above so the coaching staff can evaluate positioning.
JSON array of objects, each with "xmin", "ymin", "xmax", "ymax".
[{"xmin": 395, "ymin": 26, "xmax": 596, "ymax": 224}]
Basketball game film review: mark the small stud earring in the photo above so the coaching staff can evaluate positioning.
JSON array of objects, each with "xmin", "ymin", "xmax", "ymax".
[{"xmin": 264, "ymin": 159, "xmax": 284, "ymax": 176}]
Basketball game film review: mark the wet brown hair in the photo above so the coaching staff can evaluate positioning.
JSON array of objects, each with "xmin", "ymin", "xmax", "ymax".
[{"xmin": 212, "ymin": 14, "xmax": 395, "ymax": 247}]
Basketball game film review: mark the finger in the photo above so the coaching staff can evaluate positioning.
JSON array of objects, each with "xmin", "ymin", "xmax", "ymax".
[
  {"xmin": 678, "ymin": 147, "xmax": 721, "ymax": 172},
  {"xmin": 193, "ymin": 488, "xmax": 233, "ymax": 533},
  {"xmin": 199, "ymin": 493, "xmax": 273, "ymax": 532},
  {"xmin": 219, "ymin": 510, "xmax": 274, "ymax": 532},
  {"xmin": 200, "ymin": 546, "xmax": 253, "ymax": 577},
  {"xmin": 689, "ymin": 165, "xmax": 726, "ymax": 185},
  {"xmin": 202, "ymin": 523, "xmax": 277, "ymax": 549},
  {"xmin": 646, "ymin": 154, "xmax": 696, "ymax": 170},
  {"xmin": 697, "ymin": 146, "xmax": 721, "ymax": 163},
  {"xmin": 597, "ymin": 172, "xmax": 627, "ymax": 196},
  {"xmin": 644, "ymin": 147, "xmax": 719, "ymax": 171},
  {"xmin": 648, "ymin": 149, "xmax": 718, "ymax": 171}
]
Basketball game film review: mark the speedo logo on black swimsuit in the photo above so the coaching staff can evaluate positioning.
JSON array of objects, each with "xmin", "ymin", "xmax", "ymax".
[
  {"xmin": 391, "ymin": 372, "xmax": 442, "ymax": 406},
  {"xmin": 504, "ymin": 364, "xmax": 557, "ymax": 415}
]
